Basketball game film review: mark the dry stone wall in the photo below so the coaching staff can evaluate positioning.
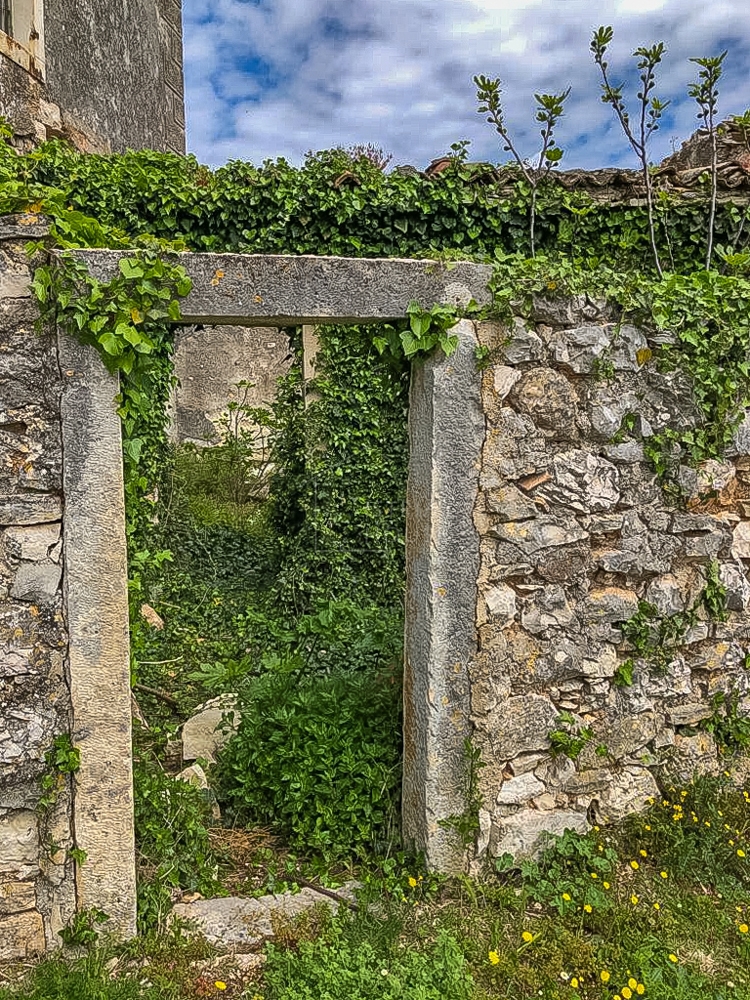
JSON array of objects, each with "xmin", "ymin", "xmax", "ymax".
[
  {"xmin": 469, "ymin": 302, "xmax": 750, "ymax": 864},
  {"xmin": 0, "ymin": 215, "xmax": 76, "ymax": 959}
]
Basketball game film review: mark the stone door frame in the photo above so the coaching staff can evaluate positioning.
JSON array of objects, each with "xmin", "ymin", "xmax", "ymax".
[{"xmin": 58, "ymin": 250, "xmax": 492, "ymax": 936}]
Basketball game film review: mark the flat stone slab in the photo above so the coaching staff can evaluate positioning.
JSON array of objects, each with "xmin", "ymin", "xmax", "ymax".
[
  {"xmin": 171, "ymin": 884, "xmax": 358, "ymax": 950},
  {"xmin": 58, "ymin": 251, "xmax": 492, "ymax": 326}
]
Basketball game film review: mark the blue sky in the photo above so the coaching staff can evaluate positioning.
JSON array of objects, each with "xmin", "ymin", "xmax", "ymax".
[{"xmin": 182, "ymin": 0, "xmax": 750, "ymax": 171}]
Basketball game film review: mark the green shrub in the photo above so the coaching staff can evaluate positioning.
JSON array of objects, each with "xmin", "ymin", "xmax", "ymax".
[
  {"xmin": 133, "ymin": 754, "xmax": 224, "ymax": 930},
  {"xmin": 264, "ymin": 925, "xmax": 474, "ymax": 1000},
  {"xmin": 217, "ymin": 667, "xmax": 402, "ymax": 859}
]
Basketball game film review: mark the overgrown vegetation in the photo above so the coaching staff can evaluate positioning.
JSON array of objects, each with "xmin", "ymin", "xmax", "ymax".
[
  {"xmin": 2, "ymin": 778, "xmax": 749, "ymax": 999},
  {"xmin": 3, "ymin": 25, "xmax": 750, "ymax": 996}
]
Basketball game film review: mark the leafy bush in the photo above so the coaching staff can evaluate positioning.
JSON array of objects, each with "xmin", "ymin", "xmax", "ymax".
[
  {"xmin": 269, "ymin": 324, "xmax": 410, "ymax": 610},
  {"xmin": 133, "ymin": 754, "xmax": 224, "ymax": 930},
  {"xmin": 217, "ymin": 667, "xmax": 402, "ymax": 859},
  {"xmin": 264, "ymin": 925, "xmax": 474, "ymax": 1000}
]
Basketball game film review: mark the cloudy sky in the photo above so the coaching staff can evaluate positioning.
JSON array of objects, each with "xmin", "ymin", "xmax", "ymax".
[{"xmin": 182, "ymin": 0, "xmax": 750, "ymax": 171}]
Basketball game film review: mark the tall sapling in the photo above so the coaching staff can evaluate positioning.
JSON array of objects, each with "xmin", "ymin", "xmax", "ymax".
[
  {"xmin": 688, "ymin": 51, "xmax": 727, "ymax": 269},
  {"xmin": 591, "ymin": 26, "xmax": 669, "ymax": 278},
  {"xmin": 474, "ymin": 76, "xmax": 570, "ymax": 257}
]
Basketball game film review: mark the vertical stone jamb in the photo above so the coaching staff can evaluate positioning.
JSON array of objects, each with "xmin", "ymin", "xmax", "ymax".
[
  {"xmin": 403, "ymin": 320, "xmax": 484, "ymax": 872},
  {"xmin": 58, "ymin": 333, "xmax": 136, "ymax": 939}
]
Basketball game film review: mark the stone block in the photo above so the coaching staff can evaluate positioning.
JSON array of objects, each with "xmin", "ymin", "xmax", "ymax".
[
  {"xmin": 521, "ymin": 585, "xmax": 576, "ymax": 634},
  {"xmin": 482, "ymin": 585, "xmax": 517, "ymax": 627},
  {"xmin": 732, "ymin": 522, "xmax": 750, "ymax": 559},
  {"xmin": 0, "ymin": 494, "xmax": 62, "ymax": 526},
  {"xmin": 171, "ymin": 884, "xmax": 358, "ymax": 949},
  {"xmin": 481, "ymin": 694, "xmax": 558, "ymax": 760},
  {"xmin": 3, "ymin": 523, "xmax": 60, "ymax": 562},
  {"xmin": 0, "ymin": 811, "xmax": 39, "ymax": 876},
  {"xmin": 500, "ymin": 319, "xmax": 545, "ymax": 364},
  {"xmin": 544, "ymin": 323, "xmax": 647, "ymax": 374},
  {"xmin": 591, "ymin": 766, "xmax": 660, "ymax": 824},
  {"xmin": 509, "ymin": 368, "xmax": 578, "ymax": 439},
  {"xmin": 584, "ymin": 587, "xmax": 639, "ymax": 624},
  {"xmin": 491, "ymin": 808, "xmax": 589, "ymax": 860},
  {"xmin": 182, "ymin": 695, "xmax": 240, "ymax": 764},
  {"xmin": 0, "ymin": 910, "xmax": 45, "ymax": 960},
  {"xmin": 62, "ymin": 251, "xmax": 493, "ymax": 326},
  {"xmin": 495, "ymin": 772, "xmax": 545, "ymax": 806},
  {"xmin": 10, "ymin": 561, "xmax": 62, "ymax": 603},
  {"xmin": 0, "ymin": 881, "xmax": 35, "ymax": 915}
]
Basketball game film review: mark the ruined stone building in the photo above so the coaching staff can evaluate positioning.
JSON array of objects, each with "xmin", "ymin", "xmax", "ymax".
[{"xmin": 0, "ymin": 0, "xmax": 184, "ymax": 152}]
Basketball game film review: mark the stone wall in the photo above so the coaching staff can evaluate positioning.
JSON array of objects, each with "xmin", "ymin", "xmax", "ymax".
[
  {"xmin": 169, "ymin": 325, "xmax": 291, "ymax": 446},
  {"xmin": 1, "ymin": 0, "xmax": 184, "ymax": 153},
  {"xmin": 468, "ymin": 302, "xmax": 750, "ymax": 864},
  {"xmin": 0, "ymin": 215, "xmax": 76, "ymax": 959}
]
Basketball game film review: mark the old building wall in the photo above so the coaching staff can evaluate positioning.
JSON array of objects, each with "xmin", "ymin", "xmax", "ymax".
[
  {"xmin": 0, "ymin": 214, "xmax": 76, "ymax": 960},
  {"xmin": 1, "ymin": 0, "xmax": 184, "ymax": 153},
  {"xmin": 469, "ymin": 304, "xmax": 750, "ymax": 863}
]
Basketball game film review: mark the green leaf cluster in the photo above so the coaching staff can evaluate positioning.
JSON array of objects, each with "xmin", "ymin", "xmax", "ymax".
[{"xmin": 217, "ymin": 667, "xmax": 402, "ymax": 860}]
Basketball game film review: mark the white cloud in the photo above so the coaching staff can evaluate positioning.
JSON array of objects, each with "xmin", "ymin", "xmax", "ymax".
[{"xmin": 182, "ymin": 0, "xmax": 750, "ymax": 169}]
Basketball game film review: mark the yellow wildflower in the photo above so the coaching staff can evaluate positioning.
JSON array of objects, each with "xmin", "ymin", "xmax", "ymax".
[
  {"xmin": 653, "ymin": 902, "xmax": 660, "ymax": 910},
  {"xmin": 603, "ymin": 881, "xmax": 611, "ymax": 890},
  {"xmin": 630, "ymin": 860, "xmax": 640, "ymax": 870},
  {"xmin": 660, "ymin": 871, "xmax": 668, "ymax": 879},
  {"xmin": 622, "ymin": 987, "xmax": 633, "ymax": 999},
  {"xmin": 636, "ymin": 985, "xmax": 645, "ymax": 995},
  {"xmin": 583, "ymin": 904, "xmax": 593, "ymax": 913},
  {"xmin": 571, "ymin": 977, "xmax": 579, "ymax": 989},
  {"xmin": 631, "ymin": 894, "xmax": 639, "ymax": 905},
  {"xmin": 489, "ymin": 950, "xmax": 500, "ymax": 965},
  {"xmin": 740, "ymin": 924, "xmax": 749, "ymax": 934},
  {"xmin": 408, "ymin": 876, "xmax": 417, "ymax": 888},
  {"xmin": 628, "ymin": 979, "xmax": 638, "ymax": 990},
  {"xmin": 601, "ymin": 971, "xmax": 611, "ymax": 983},
  {"xmin": 590, "ymin": 872, "xmax": 598, "ymax": 879},
  {"xmin": 668, "ymin": 954, "xmax": 678, "ymax": 963},
  {"xmin": 522, "ymin": 931, "xmax": 533, "ymax": 943},
  {"xmin": 562, "ymin": 892, "xmax": 572, "ymax": 901},
  {"xmin": 738, "ymin": 849, "xmax": 746, "ymax": 858},
  {"xmin": 639, "ymin": 850, "xmax": 647, "ymax": 857}
]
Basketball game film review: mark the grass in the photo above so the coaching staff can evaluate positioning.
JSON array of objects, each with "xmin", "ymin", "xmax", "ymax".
[{"xmin": 2, "ymin": 777, "xmax": 749, "ymax": 1000}]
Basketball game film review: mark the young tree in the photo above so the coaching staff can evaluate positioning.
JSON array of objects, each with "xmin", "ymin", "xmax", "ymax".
[
  {"xmin": 688, "ymin": 52, "xmax": 727, "ymax": 269},
  {"xmin": 591, "ymin": 26, "xmax": 669, "ymax": 278},
  {"xmin": 474, "ymin": 76, "xmax": 570, "ymax": 257}
]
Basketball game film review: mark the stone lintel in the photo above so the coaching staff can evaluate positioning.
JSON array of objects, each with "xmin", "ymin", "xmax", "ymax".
[
  {"xmin": 57, "ymin": 251, "xmax": 492, "ymax": 326},
  {"xmin": 403, "ymin": 320, "xmax": 483, "ymax": 873},
  {"xmin": 58, "ymin": 331, "xmax": 136, "ymax": 940}
]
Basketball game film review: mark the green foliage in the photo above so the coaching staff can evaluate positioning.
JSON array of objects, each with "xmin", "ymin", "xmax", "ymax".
[
  {"xmin": 0, "ymin": 954, "xmax": 151, "ymax": 1000},
  {"xmin": 269, "ymin": 324, "xmax": 410, "ymax": 609},
  {"xmin": 520, "ymin": 828, "xmax": 618, "ymax": 914},
  {"xmin": 618, "ymin": 561, "xmax": 728, "ymax": 676},
  {"xmin": 548, "ymin": 712, "xmax": 594, "ymax": 760},
  {"xmin": 372, "ymin": 300, "xmax": 463, "ymax": 360},
  {"xmin": 264, "ymin": 924, "xmax": 475, "ymax": 1000},
  {"xmin": 701, "ymin": 690, "xmax": 750, "ymax": 753},
  {"xmin": 217, "ymin": 667, "xmax": 402, "ymax": 860},
  {"xmin": 132, "ymin": 753, "xmax": 224, "ymax": 931},
  {"xmin": 58, "ymin": 908, "xmax": 109, "ymax": 948},
  {"xmin": 38, "ymin": 734, "xmax": 80, "ymax": 811},
  {"xmin": 621, "ymin": 777, "xmax": 750, "ymax": 894},
  {"xmin": 439, "ymin": 738, "xmax": 486, "ymax": 849}
]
